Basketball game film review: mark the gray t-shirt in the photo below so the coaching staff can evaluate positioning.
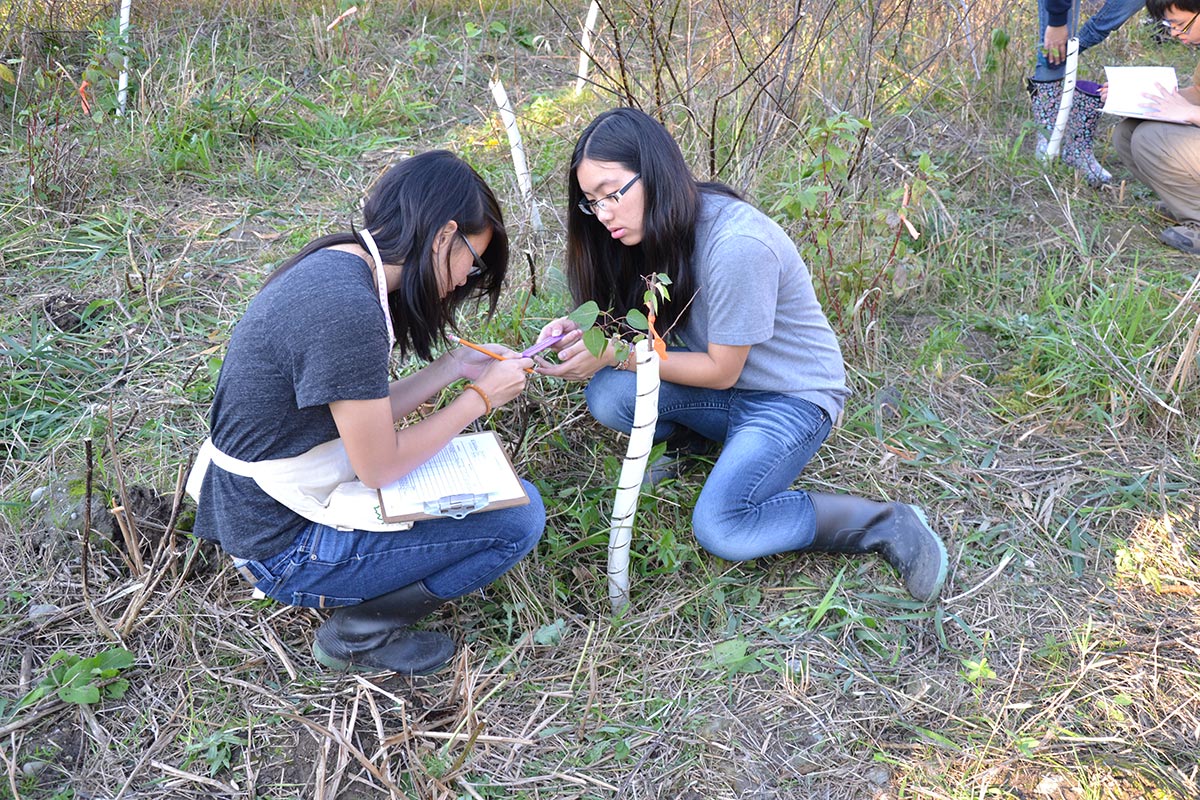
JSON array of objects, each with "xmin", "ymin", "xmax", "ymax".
[
  {"xmin": 193, "ymin": 249, "xmax": 391, "ymax": 560},
  {"xmin": 677, "ymin": 192, "xmax": 849, "ymax": 423}
]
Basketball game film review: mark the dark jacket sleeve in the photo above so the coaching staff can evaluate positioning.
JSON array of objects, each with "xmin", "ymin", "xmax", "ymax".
[{"xmin": 1045, "ymin": 0, "xmax": 1071, "ymax": 28}]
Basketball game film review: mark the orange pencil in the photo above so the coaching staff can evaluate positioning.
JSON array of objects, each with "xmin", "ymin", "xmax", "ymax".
[{"xmin": 447, "ymin": 333, "xmax": 534, "ymax": 373}]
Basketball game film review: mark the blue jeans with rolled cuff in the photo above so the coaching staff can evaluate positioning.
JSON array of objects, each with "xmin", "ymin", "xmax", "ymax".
[
  {"xmin": 585, "ymin": 367, "xmax": 832, "ymax": 562},
  {"xmin": 1034, "ymin": 0, "xmax": 1145, "ymax": 81},
  {"xmin": 233, "ymin": 480, "xmax": 545, "ymax": 608}
]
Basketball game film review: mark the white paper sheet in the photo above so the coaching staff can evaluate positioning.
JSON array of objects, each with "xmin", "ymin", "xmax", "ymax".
[
  {"xmin": 377, "ymin": 432, "xmax": 525, "ymax": 520},
  {"xmin": 1102, "ymin": 66, "xmax": 1180, "ymax": 121}
]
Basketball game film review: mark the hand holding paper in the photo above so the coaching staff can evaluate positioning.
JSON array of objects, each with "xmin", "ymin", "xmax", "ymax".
[
  {"xmin": 1143, "ymin": 82, "xmax": 1200, "ymax": 125},
  {"xmin": 1102, "ymin": 66, "xmax": 1185, "ymax": 122}
]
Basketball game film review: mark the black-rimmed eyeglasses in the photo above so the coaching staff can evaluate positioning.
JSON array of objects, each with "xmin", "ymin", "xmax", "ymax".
[
  {"xmin": 1162, "ymin": 10, "xmax": 1200, "ymax": 35},
  {"xmin": 577, "ymin": 174, "xmax": 641, "ymax": 216},
  {"xmin": 458, "ymin": 231, "xmax": 486, "ymax": 277}
]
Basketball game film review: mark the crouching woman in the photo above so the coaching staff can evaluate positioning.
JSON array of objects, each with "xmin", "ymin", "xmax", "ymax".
[
  {"xmin": 536, "ymin": 108, "xmax": 947, "ymax": 603},
  {"xmin": 188, "ymin": 151, "xmax": 544, "ymax": 675}
]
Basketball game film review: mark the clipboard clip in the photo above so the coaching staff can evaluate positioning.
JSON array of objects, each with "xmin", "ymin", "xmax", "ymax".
[{"xmin": 424, "ymin": 493, "xmax": 490, "ymax": 519}]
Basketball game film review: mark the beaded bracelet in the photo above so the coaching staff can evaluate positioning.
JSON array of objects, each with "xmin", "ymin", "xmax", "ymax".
[{"xmin": 465, "ymin": 383, "xmax": 491, "ymax": 414}]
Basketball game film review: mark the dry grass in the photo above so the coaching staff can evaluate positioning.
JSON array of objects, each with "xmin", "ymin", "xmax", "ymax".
[{"xmin": 4, "ymin": 402, "xmax": 1196, "ymax": 798}]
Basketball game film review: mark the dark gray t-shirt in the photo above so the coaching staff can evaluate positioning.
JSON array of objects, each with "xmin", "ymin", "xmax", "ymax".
[
  {"xmin": 677, "ymin": 193, "xmax": 849, "ymax": 423},
  {"xmin": 193, "ymin": 249, "xmax": 391, "ymax": 559}
]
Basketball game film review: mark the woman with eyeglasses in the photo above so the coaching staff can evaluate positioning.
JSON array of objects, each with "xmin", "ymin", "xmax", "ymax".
[
  {"xmin": 1111, "ymin": 0, "xmax": 1200, "ymax": 254},
  {"xmin": 1027, "ymin": 0, "xmax": 1145, "ymax": 186},
  {"xmin": 188, "ymin": 150, "xmax": 544, "ymax": 674},
  {"xmin": 534, "ymin": 108, "xmax": 948, "ymax": 603}
]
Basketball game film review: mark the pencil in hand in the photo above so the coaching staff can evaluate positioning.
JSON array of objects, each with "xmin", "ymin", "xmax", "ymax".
[{"xmin": 447, "ymin": 333, "xmax": 534, "ymax": 373}]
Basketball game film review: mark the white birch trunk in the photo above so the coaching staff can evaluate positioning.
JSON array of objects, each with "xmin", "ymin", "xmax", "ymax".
[
  {"xmin": 607, "ymin": 339, "xmax": 660, "ymax": 612},
  {"xmin": 117, "ymin": 0, "xmax": 132, "ymax": 116},
  {"xmin": 958, "ymin": 0, "xmax": 981, "ymax": 80},
  {"xmin": 575, "ymin": 1, "xmax": 602, "ymax": 95},
  {"xmin": 488, "ymin": 72, "xmax": 544, "ymax": 232}
]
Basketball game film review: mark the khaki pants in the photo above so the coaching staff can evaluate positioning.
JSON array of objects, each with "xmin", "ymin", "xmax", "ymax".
[{"xmin": 1112, "ymin": 118, "xmax": 1200, "ymax": 225}]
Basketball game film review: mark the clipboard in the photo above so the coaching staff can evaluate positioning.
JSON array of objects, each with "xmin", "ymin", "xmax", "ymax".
[{"xmin": 376, "ymin": 431, "xmax": 529, "ymax": 523}]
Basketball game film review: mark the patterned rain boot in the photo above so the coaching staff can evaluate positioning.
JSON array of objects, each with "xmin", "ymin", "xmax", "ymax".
[
  {"xmin": 1027, "ymin": 76, "xmax": 1060, "ymax": 161},
  {"xmin": 1060, "ymin": 80, "xmax": 1112, "ymax": 187},
  {"xmin": 1027, "ymin": 77, "xmax": 1112, "ymax": 186}
]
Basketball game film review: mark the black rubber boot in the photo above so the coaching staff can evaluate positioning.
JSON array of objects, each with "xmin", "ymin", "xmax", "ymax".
[
  {"xmin": 807, "ymin": 492, "xmax": 948, "ymax": 603},
  {"xmin": 312, "ymin": 581, "xmax": 455, "ymax": 675}
]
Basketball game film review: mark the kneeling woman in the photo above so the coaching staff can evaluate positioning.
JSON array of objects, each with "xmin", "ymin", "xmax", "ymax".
[
  {"xmin": 191, "ymin": 151, "xmax": 544, "ymax": 674},
  {"xmin": 537, "ymin": 108, "xmax": 946, "ymax": 603}
]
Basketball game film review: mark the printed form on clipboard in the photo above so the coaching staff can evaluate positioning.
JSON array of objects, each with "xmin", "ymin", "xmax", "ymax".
[{"xmin": 377, "ymin": 431, "xmax": 529, "ymax": 523}]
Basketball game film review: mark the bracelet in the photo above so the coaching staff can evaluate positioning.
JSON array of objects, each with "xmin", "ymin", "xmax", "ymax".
[
  {"xmin": 614, "ymin": 350, "xmax": 632, "ymax": 371},
  {"xmin": 465, "ymin": 383, "xmax": 491, "ymax": 414}
]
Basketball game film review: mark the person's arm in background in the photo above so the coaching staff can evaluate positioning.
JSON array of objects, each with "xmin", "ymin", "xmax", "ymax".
[
  {"xmin": 1076, "ymin": 0, "xmax": 1147, "ymax": 51},
  {"xmin": 1043, "ymin": 0, "xmax": 1072, "ymax": 64}
]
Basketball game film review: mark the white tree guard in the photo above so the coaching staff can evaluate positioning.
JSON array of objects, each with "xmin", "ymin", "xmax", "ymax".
[
  {"xmin": 1045, "ymin": 38, "xmax": 1078, "ymax": 159},
  {"xmin": 117, "ymin": 0, "xmax": 132, "ymax": 116},
  {"xmin": 607, "ymin": 339, "xmax": 660, "ymax": 611},
  {"xmin": 575, "ymin": 1, "xmax": 601, "ymax": 95},
  {"xmin": 489, "ymin": 72, "xmax": 544, "ymax": 232}
]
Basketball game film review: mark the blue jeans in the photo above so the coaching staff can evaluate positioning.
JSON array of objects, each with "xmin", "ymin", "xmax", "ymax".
[
  {"xmin": 1034, "ymin": 0, "xmax": 1145, "ymax": 81},
  {"xmin": 585, "ymin": 368, "xmax": 832, "ymax": 561},
  {"xmin": 235, "ymin": 480, "xmax": 545, "ymax": 607}
]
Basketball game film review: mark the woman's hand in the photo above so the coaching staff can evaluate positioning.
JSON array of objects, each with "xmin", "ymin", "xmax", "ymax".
[
  {"xmin": 447, "ymin": 342, "xmax": 519, "ymax": 381},
  {"xmin": 532, "ymin": 316, "xmax": 609, "ymax": 381},
  {"xmin": 471, "ymin": 356, "xmax": 534, "ymax": 408},
  {"xmin": 1043, "ymin": 25, "xmax": 1067, "ymax": 65},
  {"xmin": 535, "ymin": 317, "xmax": 584, "ymax": 351},
  {"xmin": 535, "ymin": 334, "xmax": 618, "ymax": 381},
  {"xmin": 334, "ymin": 347, "xmax": 530, "ymax": 489}
]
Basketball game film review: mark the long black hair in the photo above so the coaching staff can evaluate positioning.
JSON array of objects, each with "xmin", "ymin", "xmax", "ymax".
[
  {"xmin": 566, "ymin": 107, "xmax": 738, "ymax": 333},
  {"xmin": 265, "ymin": 150, "xmax": 508, "ymax": 360}
]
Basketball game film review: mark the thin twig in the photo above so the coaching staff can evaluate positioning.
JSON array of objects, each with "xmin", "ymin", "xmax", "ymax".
[{"xmin": 81, "ymin": 437, "xmax": 118, "ymax": 641}]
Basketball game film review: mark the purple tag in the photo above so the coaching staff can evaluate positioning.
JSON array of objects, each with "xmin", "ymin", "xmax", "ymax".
[{"xmin": 521, "ymin": 333, "xmax": 567, "ymax": 357}]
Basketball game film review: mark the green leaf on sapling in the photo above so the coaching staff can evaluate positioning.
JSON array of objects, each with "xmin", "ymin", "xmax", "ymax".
[
  {"xmin": 582, "ymin": 327, "xmax": 610, "ymax": 359},
  {"xmin": 567, "ymin": 301, "xmax": 600, "ymax": 331}
]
